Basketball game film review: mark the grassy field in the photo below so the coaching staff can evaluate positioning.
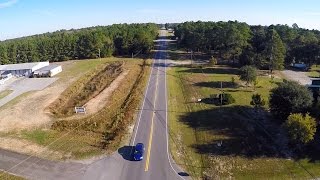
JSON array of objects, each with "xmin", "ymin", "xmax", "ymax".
[
  {"xmin": 167, "ymin": 65, "xmax": 320, "ymax": 179},
  {"xmin": 15, "ymin": 58, "xmax": 151, "ymax": 160},
  {"xmin": 0, "ymin": 171, "xmax": 24, "ymax": 180},
  {"xmin": 307, "ymin": 65, "xmax": 320, "ymax": 77},
  {"xmin": 0, "ymin": 90, "xmax": 13, "ymax": 99}
]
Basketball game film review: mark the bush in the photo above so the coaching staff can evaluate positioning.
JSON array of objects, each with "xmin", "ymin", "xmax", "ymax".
[
  {"xmin": 219, "ymin": 93, "xmax": 235, "ymax": 105},
  {"xmin": 250, "ymin": 94, "xmax": 265, "ymax": 108},
  {"xmin": 285, "ymin": 113, "xmax": 317, "ymax": 144},
  {"xmin": 209, "ymin": 56, "xmax": 217, "ymax": 66}
]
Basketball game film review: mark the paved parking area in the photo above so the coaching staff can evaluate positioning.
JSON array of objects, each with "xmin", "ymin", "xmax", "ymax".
[
  {"xmin": 0, "ymin": 77, "xmax": 57, "ymax": 107},
  {"xmin": 281, "ymin": 70, "xmax": 311, "ymax": 85}
]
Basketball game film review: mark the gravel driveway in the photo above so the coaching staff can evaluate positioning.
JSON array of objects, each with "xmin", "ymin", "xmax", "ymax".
[{"xmin": 281, "ymin": 70, "xmax": 311, "ymax": 85}]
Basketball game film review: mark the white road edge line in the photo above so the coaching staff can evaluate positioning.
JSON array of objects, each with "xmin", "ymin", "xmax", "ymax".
[
  {"xmin": 164, "ymin": 39, "xmax": 186, "ymax": 180},
  {"xmin": 131, "ymin": 48, "xmax": 156, "ymax": 146}
]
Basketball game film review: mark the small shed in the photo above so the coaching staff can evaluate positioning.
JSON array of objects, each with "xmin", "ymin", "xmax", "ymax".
[{"xmin": 33, "ymin": 64, "xmax": 62, "ymax": 77}]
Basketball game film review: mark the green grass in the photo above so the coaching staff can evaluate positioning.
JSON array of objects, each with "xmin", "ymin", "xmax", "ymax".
[
  {"xmin": 0, "ymin": 90, "xmax": 13, "ymax": 99},
  {"xmin": 0, "ymin": 171, "xmax": 24, "ymax": 180},
  {"xmin": 167, "ymin": 65, "xmax": 320, "ymax": 179},
  {"xmin": 307, "ymin": 65, "xmax": 320, "ymax": 77},
  {"xmin": 0, "ymin": 91, "xmax": 34, "ymax": 111},
  {"xmin": 20, "ymin": 129, "xmax": 103, "ymax": 160}
]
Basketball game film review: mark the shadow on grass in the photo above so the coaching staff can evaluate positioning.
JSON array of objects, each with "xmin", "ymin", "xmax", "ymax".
[
  {"xmin": 118, "ymin": 146, "xmax": 134, "ymax": 161},
  {"xmin": 179, "ymin": 106, "xmax": 283, "ymax": 158},
  {"xmin": 179, "ymin": 67, "xmax": 239, "ymax": 75},
  {"xmin": 194, "ymin": 81, "xmax": 236, "ymax": 88}
]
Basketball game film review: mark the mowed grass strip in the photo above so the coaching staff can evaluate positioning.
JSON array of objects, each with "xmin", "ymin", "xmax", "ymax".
[
  {"xmin": 0, "ymin": 171, "xmax": 24, "ymax": 180},
  {"xmin": 167, "ymin": 65, "xmax": 320, "ymax": 179},
  {"xmin": 19, "ymin": 59, "xmax": 151, "ymax": 159},
  {"xmin": 0, "ymin": 90, "xmax": 13, "ymax": 99},
  {"xmin": 307, "ymin": 65, "xmax": 320, "ymax": 77}
]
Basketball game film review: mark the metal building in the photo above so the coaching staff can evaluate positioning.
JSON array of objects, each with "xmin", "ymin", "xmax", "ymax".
[
  {"xmin": 0, "ymin": 62, "xmax": 49, "ymax": 77},
  {"xmin": 33, "ymin": 64, "xmax": 62, "ymax": 77}
]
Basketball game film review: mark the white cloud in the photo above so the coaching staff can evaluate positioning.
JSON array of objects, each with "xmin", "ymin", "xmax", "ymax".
[{"xmin": 0, "ymin": 0, "xmax": 18, "ymax": 9}]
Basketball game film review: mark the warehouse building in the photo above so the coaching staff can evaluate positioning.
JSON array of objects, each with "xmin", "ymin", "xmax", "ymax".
[
  {"xmin": 0, "ymin": 61, "xmax": 49, "ymax": 77},
  {"xmin": 33, "ymin": 64, "xmax": 62, "ymax": 77}
]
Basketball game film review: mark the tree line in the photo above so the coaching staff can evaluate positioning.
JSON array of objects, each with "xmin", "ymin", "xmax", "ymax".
[
  {"xmin": 0, "ymin": 23, "xmax": 158, "ymax": 64},
  {"xmin": 174, "ymin": 21, "xmax": 320, "ymax": 70}
]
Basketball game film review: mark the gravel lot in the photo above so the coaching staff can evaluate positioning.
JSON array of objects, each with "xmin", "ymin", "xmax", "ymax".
[{"xmin": 281, "ymin": 70, "xmax": 312, "ymax": 85}]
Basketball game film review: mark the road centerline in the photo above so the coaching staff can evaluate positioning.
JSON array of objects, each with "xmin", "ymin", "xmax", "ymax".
[{"xmin": 144, "ymin": 57, "xmax": 160, "ymax": 172}]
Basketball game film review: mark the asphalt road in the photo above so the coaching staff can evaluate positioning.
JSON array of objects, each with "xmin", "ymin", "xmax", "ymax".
[
  {"xmin": 118, "ymin": 30, "xmax": 187, "ymax": 180},
  {"xmin": 0, "ymin": 30, "xmax": 189, "ymax": 180}
]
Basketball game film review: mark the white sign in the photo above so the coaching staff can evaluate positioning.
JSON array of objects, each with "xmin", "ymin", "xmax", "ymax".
[{"xmin": 75, "ymin": 107, "xmax": 86, "ymax": 114}]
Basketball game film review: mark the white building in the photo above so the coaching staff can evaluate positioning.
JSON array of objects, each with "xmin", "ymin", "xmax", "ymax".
[
  {"xmin": 33, "ymin": 64, "xmax": 62, "ymax": 77},
  {"xmin": 0, "ymin": 61, "xmax": 49, "ymax": 77}
]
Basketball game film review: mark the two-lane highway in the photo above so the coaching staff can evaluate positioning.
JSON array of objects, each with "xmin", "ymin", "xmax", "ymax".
[{"xmin": 119, "ymin": 30, "xmax": 186, "ymax": 180}]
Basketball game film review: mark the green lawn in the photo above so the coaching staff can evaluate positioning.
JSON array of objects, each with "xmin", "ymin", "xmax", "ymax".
[
  {"xmin": 0, "ymin": 171, "xmax": 24, "ymax": 180},
  {"xmin": 0, "ymin": 90, "xmax": 13, "ymax": 99},
  {"xmin": 307, "ymin": 65, "xmax": 320, "ymax": 77},
  {"xmin": 167, "ymin": 65, "xmax": 320, "ymax": 179}
]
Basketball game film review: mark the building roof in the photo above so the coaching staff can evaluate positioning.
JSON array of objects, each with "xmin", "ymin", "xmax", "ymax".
[
  {"xmin": 34, "ymin": 64, "xmax": 61, "ymax": 72},
  {"xmin": 0, "ymin": 62, "xmax": 48, "ymax": 71}
]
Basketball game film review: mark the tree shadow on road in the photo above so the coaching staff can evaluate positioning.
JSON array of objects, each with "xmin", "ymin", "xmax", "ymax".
[{"xmin": 118, "ymin": 146, "xmax": 135, "ymax": 161}]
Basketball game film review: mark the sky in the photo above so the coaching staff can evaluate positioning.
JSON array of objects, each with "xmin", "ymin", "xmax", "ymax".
[{"xmin": 1, "ymin": 0, "xmax": 320, "ymax": 40}]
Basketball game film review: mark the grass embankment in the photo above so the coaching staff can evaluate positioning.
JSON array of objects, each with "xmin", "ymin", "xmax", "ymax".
[
  {"xmin": 21, "ymin": 59, "xmax": 151, "ymax": 159},
  {"xmin": 0, "ymin": 171, "xmax": 24, "ymax": 180},
  {"xmin": 168, "ymin": 65, "xmax": 320, "ymax": 179},
  {"xmin": 0, "ymin": 90, "xmax": 13, "ymax": 99},
  {"xmin": 50, "ymin": 61, "xmax": 123, "ymax": 117}
]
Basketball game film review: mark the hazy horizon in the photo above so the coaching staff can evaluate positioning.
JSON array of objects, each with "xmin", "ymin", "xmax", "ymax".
[{"xmin": 1, "ymin": 0, "xmax": 320, "ymax": 40}]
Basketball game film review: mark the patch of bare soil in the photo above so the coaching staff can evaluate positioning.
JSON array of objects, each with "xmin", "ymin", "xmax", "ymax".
[
  {"xmin": 84, "ymin": 70, "xmax": 129, "ymax": 114},
  {"xmin": 0, "ymin": 137, "xmax": 63, "ymax": 160}
]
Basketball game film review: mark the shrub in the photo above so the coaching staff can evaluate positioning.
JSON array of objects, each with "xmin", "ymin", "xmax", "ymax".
[
  {"xmin": 209, "ymin": 56, "xmax": 217, "ymax": 66},
  {"xmin": 219, "ymin": 93, "xmax": 235, "ymax": 105},
  {"xmin": 250, "ymin": 94, "xmax": 265, "ymax": 108},
  {"xmin": 285, "ymin": 113, "xmax": 317, "ymax": 144}
]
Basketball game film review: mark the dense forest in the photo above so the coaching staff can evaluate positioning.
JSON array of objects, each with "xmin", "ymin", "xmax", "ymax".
[
  {"xmin": 174, "ymin": 21, "xmax": 320, "ymax": 70},
  {"xmin": 0, "ymin": 23, "xmax": 158, "ymax": 64}
]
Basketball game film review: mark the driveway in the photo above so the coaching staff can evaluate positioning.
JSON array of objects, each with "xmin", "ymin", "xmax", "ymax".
[
  {"xmin": 0, "ymin": 77, "xmax": 57, "ymax": 107},
  {"xmin": 281, "ymin": 70, "xmax": 311, "ymax": 85}
]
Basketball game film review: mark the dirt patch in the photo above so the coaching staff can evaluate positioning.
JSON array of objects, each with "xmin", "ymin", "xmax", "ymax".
[
  {"xmin": 84, "ymin": 70, "xmax": 129, "ymax": 114},
  {"xmin": 0, "ymin": 80, "xmax": 68, "ymax": 132},
  {"xmin": 0, "ymin": 137, "xmax": 63, "ymax": 160},
  {"xmin": 0, "ymin": 61, "xmax": 102, "ymax": 132}
]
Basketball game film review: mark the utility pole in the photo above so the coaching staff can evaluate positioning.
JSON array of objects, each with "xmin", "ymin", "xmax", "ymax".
[
  {"xmin": 190, "ymin": 50, "xmax": 193, "ymax": 67},
  {"xmin": 269, "ymin": 29, "xmax": 274, "ymax": 77},
  {"xmin": 98, "ymin": 48, "xmax": 101, "ymax": 60},
  {"xmin": 220, "ymin": 81, "xmax": 223, "ymax": 107}
]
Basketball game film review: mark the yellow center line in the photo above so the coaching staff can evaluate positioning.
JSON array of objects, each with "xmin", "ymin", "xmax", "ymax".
[{"xmin": 145, "ymin": 56, "xmax": 160, "ymax": 172}]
